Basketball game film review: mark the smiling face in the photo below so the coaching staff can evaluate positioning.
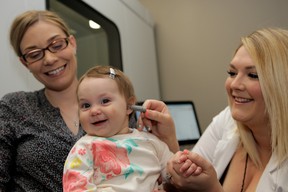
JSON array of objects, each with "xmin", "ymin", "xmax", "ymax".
[
  {"xmin": 225, "ymin": 46, "xmax": 267, "ymax": 127},
  {"xmin": 19, "ymin": 21, "xmax": 78, "ymax": 91},
  {"xmin": 77, "ymin": 77, "xmax": 132, "ymax": 137}
]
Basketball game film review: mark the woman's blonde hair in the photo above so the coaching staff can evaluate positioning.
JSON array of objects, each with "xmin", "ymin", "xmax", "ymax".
[
  {"xmin": 10, "ymin": 10, "xmax": 71, "ymax": 57},
  {"xmin": 235, "ymin": 28, "xmax": 288, "ymax": 167}
]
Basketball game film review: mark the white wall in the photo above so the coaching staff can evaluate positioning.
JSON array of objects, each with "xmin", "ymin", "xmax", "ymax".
[
  {"xmin": 0, "ymin": 0, "xmax": 160, "ymax": 101},
  {"xmin": 139, "ymin": 0, "xmax": 288, "ymax": 130},
  {"xmin": 1, "ymin": 0, "xmax": 45, "ymax": 96}
]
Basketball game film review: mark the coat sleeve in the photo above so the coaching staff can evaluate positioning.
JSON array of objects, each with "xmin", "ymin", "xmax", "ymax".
[{"xmin": 192, "ymin": 107, "xmax": 234, "ymax": 162}]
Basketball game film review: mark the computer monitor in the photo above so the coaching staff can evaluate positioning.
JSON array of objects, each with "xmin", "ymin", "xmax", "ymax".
[
  {"xmin": 165, "ymin": 101, "xmax": 201, "ymax": 145},
  {"xmin": 134, "ymin": 101, "xmax": 201, "ymax": 145}
]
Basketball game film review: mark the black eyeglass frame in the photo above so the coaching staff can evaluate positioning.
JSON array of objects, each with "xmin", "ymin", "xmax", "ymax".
[{"xmin": 21, "ymin": 37, "xmax": 70, "ymax": 64}]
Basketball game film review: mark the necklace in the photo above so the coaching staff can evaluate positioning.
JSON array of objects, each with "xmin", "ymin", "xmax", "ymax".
[
  {"xmin": 240, "ymin": 153, "xmax": 249, "ymax": 192},
  {"xmin": 60, "ymin": 109, "xmax": 79, "ymax": 129},
  {"xmin": 73, "ymin": 120, "xmax": 79, "ymax": 129}
]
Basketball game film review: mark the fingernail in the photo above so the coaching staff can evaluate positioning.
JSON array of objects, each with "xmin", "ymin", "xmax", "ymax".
[
  {"xmin": 183, "ymin": 149, "xmax": 189, "ymax": 154},
  {"xmin": 145, "ymin": 110, "xmax": 148, "ymax": 117}
]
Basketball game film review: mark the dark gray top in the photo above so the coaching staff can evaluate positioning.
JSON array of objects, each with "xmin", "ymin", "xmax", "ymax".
[{"xmin": 0, "ymin": 89, "xmax": 85, "ymax": 192}]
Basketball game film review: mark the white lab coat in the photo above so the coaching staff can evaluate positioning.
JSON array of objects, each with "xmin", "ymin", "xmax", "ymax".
[{"xmin": 193, "ymin": 107, "xmax": 288, "ymax": 192}]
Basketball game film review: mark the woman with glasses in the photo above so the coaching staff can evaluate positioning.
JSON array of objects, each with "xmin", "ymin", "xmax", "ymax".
[{"xmin": 0, "ymin": 10, "xmax": 85, "ymax": 191}]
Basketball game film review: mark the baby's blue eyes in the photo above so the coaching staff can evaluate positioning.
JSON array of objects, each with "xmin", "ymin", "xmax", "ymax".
[
  {"xmin": 100, "ymin": 98, "xmax": 110, "ymax": 104},
  {"xmin": 227, "ymin": 71, "xmax": 258, "ymax": 79},
  {"xmin": 80, "ymin": 103, "xmax": 91, "ymax": 109},
  {"xmin": 79, "ymin": 98, "xmax": 111, "ymax": 110}
]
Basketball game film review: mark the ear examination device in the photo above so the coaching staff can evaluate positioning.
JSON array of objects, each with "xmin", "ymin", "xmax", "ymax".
[{"xmin": 130, "ymin": 105, "xmax": 146, "ymax": 113}]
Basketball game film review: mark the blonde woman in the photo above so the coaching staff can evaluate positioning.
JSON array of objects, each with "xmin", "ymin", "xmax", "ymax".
[{"xmin": 141, "ymin": 28, "xmax": 288, "ymax": 191}]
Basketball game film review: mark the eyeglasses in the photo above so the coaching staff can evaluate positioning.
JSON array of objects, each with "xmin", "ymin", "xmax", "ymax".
[{"xmin": 21, "ymin": 37, "xmax": 69, "ymax": 64}]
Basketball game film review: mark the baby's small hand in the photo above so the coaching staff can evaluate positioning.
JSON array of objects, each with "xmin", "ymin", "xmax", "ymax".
[
  {"xmin": 178, "ymin": 149, "xmax": 203, "ymax": 177},
  {"xmin": 177, "ymin": 149, "xmax": 189, "ymax": 163}
]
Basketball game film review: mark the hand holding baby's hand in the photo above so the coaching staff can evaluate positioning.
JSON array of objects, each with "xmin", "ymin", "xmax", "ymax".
[{"xmin": 174, "ymin": 149, "xmax": 202, "ymax": 177}]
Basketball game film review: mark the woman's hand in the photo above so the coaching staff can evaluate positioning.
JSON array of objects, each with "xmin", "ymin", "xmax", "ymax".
[
  {"xmin": 172, "ymin": 150, "xmax": 203, "ymax": 177},
  {"xmin": 137, "ymin": 99, "xmax": 180, "ymax": 152},
  {"xmin": 167, "ymin": 151, "xmax": 223, "ymax": 192}
]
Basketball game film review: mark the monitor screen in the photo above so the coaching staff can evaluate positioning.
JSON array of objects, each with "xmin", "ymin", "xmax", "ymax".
[{"xmin": 165, "ymin": 101, "xmax": 201, "ymax": 145}]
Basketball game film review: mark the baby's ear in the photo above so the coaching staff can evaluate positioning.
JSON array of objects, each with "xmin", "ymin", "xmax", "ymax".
[
  {"xmin": 127, "ymin": 96, "xmax": 136, "ymax": 115},
  {"xmin": 127, "ymin": 96, "xmax": 137, "ymax": 106}
]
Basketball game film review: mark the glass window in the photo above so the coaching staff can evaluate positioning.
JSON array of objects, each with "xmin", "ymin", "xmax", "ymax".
[{"xmin": 47, "ymin": 0, "xmax": 122, "ymax": 78}]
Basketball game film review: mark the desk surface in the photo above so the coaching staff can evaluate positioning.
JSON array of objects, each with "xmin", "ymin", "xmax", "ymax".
[{"xmin": 179, "ymin": 144, "xmax": 194, "ymax": 151}]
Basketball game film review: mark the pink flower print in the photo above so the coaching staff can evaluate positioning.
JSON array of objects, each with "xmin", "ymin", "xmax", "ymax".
[
  {"xmin": 71, "ymin": 147, "xmax": 76, "ymax": 154},
  {"xmin": 92, "ymin": 140, "xmax": 130, "ymax": 178},
  {"xmin": 78, "ymin": 148, "xmax": 86, "ymax": 155},
  {"xmin": 63, "ymin": 170, "xmax": 88, "ymax": 192}
]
